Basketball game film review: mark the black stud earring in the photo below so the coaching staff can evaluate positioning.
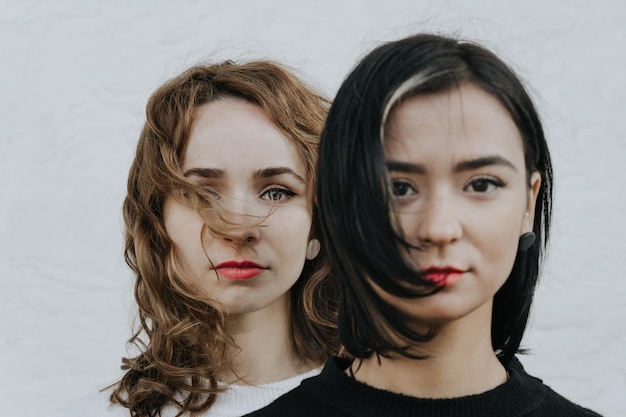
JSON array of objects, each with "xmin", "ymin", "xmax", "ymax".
[{"xmin": 519, "ymin": 232, "xmax": 536, "ymax": 251}]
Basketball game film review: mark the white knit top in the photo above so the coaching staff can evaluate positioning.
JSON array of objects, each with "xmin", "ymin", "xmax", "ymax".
[{"xmin": 48, "ymin": 367, "xmax": 321, "ymax": 417}]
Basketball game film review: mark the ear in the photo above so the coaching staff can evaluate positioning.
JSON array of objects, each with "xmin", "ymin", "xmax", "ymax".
[
  {"xmin": 522, "ymin": 171, "xmax": 542, "ymax": 234},
  {"xmin": 306, "ymin": 239, "xmax": 321, "ymax": 260}
]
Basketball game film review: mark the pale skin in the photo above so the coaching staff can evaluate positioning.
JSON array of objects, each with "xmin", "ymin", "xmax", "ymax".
[
  {"xmin": 163, "ymin": 98, "xmax": 318, "ymax": 385},
  {"xmin": 220, "ymin": 300, "xmax": 314, "ymax": 385},
  {"xmin": 351, "ymin": 83, "xmax": 541, "ymax": 398}
]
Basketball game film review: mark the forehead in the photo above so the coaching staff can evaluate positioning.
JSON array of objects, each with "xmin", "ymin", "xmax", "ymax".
[
  {"xmin": 183, "ymin": 98, "xmax": 305, "ymax": 174},
  {"xmin": 384, "ymin": 84, "xmax": 524, "ymax": 164}
]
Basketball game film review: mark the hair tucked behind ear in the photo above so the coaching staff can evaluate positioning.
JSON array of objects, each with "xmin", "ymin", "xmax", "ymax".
[{"xmin": 111, "ymin": 61, "xmax": 339, "ymax": 417}]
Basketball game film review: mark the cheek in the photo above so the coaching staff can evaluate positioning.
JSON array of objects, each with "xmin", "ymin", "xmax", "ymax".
[
  {"xmin": 163, "ymin": 199, "xmax": 205, "ymax": 277},
  {"xmin": 268, "ymin": 208, "xmax": 312, "ymax": 263},
  {"xmin": 474, "ymin": 208, "xmax": 523, "ymax": 281}
]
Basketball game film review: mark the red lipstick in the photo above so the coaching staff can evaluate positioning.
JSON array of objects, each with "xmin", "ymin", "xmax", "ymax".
[
  {"xmin": 422, "ymin": 267, "xmax": 465, "ymax": 287},
  {"xmin": 215, "ymin": 261, "xmax": 265, "ymax": 280}
]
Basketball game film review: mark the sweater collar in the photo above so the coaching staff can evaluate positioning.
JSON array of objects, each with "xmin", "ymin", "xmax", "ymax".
[{"xmin": 301, "ymin": 356, "xmax": 547, "ymax": 417}]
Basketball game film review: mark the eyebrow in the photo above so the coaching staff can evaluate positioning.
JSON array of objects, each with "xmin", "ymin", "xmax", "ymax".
[
  {"xmin": 184, "ymin": 168, "xmax": 224, "ymax": 178},
  {"xmin": 183, "ymin": 166, "xmax": 306, "ymax": 183},
  {"xmin": 387, "ymin": 155, "xmax": 518, "ymax": 174},
  {"xmin": 254, "ymin": 167, "xmax": 306, "ymax": 184}
]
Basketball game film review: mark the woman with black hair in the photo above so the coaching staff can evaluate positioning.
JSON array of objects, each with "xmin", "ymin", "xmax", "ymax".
[{"xmin": 247, "ymin": 33, "xmax": 601, "ymax": 417}]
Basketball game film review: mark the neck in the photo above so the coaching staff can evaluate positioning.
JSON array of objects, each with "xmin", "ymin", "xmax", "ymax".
[
  {"xmin": 351, "ymin": 302, "xmax": 507, "ymax": 398},
  {"xmin": 218, "ymin": 294, "xmax": 318, "ymax": 385}
]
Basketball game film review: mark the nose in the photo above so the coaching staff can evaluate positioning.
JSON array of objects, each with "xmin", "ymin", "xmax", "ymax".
[
  {"xmin": 221, "ymin": 222, "xmax": 260, "ymax": 244},
  {"xmin": 413, "ymin": 195, "xmax": 462, "ymax": 248},
  {"xmin": 220, "ymin": 196, "xmax": 262, "ymax": 244}
]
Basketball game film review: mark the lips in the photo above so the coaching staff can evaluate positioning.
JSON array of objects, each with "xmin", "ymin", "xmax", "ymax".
[
  {"xmin": 215, "ymin": 261, "xmax": 266, "ymax": 280},
  {"xmin": 422, "ymin": 267, "xmax": 466, "ymax": 287}
]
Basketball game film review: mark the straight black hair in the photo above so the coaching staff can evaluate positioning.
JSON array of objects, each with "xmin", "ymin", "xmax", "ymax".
[{"xmin": 318, "ymin": 33, "xmax": 552, "ymax": 364}]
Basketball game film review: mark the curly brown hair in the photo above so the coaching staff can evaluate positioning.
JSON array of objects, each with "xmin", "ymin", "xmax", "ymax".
[{"xmin": 111, "ymin": 60, "xmax": 340, "ymax": 417}]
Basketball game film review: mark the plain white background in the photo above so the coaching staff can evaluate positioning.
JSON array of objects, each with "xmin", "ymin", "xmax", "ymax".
[{"xmin": 1, "ymin": 1, "xmax": 625, "ymax": 416}]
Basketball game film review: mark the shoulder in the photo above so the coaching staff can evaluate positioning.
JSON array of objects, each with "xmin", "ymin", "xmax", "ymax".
[
  {"xmin": 509, "ymin": 357, "xmax": 602, "ymax": 417},
  {"xmin": 244, "ymin": 357, "xmax": 352, "ymax": 417},
  {"xmin": 538, "ymin": 387, "xmax": 603, "ymax": 417},
  {"xmin": 48, "ymin": 390, "xmax": 130, "ymax": 417},
  {"xmin": 243, "ymin": 387, "xmax": 324, "ymax": 417}
]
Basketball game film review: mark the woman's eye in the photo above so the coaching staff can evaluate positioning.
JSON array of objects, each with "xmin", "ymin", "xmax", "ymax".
[
  {"xmin": 261, "ymin": 187, "xmax": 296, "ymax": 202},
  {"xmin": 203, "ymin": 188, "xmax": 221, "ymax": 200},
  {"xmin": 465, "ymin": 178, "xmax": 504, "ymax": 193},
  {"xmin": 391, "ymin": 180, "xmax": 416, "ymax": 197}
]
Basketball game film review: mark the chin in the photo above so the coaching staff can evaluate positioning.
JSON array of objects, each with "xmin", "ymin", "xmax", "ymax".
[
  {"xmin": 221, "ymin": 303, "xmax": 259, "ymax": 316},
  {"xmin": 402, "ymin": 301, "xmax": 490, "ymax": 326},
  {"xmin": 221, "ymin": 298, "xmax": 271, "ymax": 316}
]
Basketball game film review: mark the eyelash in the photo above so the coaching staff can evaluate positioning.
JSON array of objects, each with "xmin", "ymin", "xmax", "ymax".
[
  {"xmin": 201, "ymin": 186, "xmax": 296, "ymax": 201},
  {"xmin": 391, "ymin": 180, "xmax": 416, "ymax": 197},
  {"xmin": 464, "ymin": 177, "xmax": 506, "ymax": 193},
  {"xmin": 260, "ymin": 187, "xmax": 296, "ymax": 202},
  {"xmin": 202, "ymin": 188, "xmax": 221, "ymax": 200},
  {"xmin": 390, "ymin": 176, "xmax": 506, "ymax": 197}
]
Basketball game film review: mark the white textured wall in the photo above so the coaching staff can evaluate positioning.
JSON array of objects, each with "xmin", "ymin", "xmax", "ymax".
[{"xmin": 1, "ymin": 1, "xmax": 624, "ymax": 416}]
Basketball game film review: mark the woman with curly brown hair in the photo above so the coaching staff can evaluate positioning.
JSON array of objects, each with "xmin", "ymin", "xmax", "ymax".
[{"xmin": 50, "ymin": 60, "xmax": 339, "ymax": 417}]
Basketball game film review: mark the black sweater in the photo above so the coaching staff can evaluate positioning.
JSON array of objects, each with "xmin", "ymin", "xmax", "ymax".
[{"xmin": 245, "ymin": 356, "xmax": 601, "ymax": 417}]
